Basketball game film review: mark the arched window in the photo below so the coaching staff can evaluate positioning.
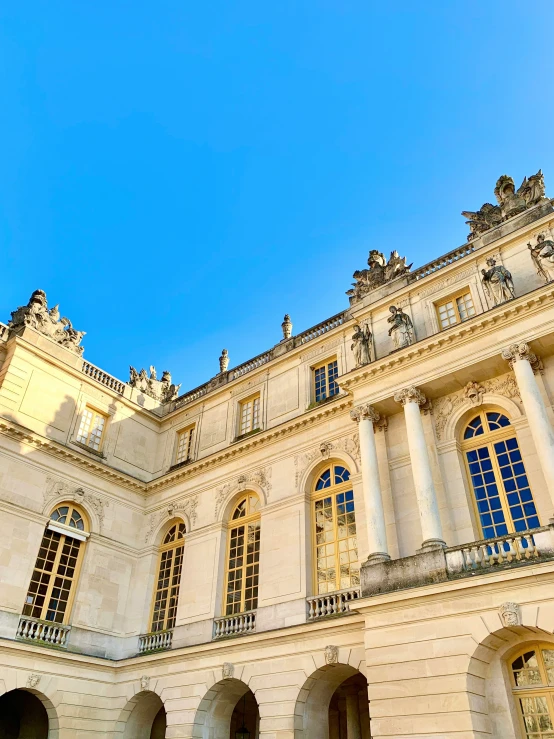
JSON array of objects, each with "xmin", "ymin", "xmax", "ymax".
[
  {"xmin": 22, "ymin": 504, "xmax": 88, "ymax": 624},
  {"xmin": 150, "ymin": 522, "xmax": 186, "ymax": 632},
  {"xmin": 225, "ymin": 494, "xmax": 261, "ymax": 615},
  {"xmin": 510, "ymin": 644, "xmax": 554, "ymax": 737},
  {"xmin": 462, "ymin": 410, "xmax": 540, "ymax": 539},
  {"xmin": 312, "ymin": 463, "xmax": 359, "ymax": 594}
]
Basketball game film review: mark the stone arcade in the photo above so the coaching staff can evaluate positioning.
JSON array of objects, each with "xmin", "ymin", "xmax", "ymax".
[{"xmin": 2, "ymin": 171, "xmax": 554, "ymax": 737}]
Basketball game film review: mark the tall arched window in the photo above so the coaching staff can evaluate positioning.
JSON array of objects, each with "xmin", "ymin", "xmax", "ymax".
[
  {"xmin": 510, "ymin": 644, "xmax": 554, "ymax": 737},
  {"xmin": 225, "ymin": 494, "xmax": 261, "ymax": 615},
  {"xmin": 150, "ymin": 522, "xmax": 186, "ymax": 632},
  {"xmin": 462, "ymin": 410, "xmax": 540, "ymax": 539},
  {"xmin": 312, "ymin": 463, "xmax": 359, "ymax": 594},
  {"xmin": 23, "ymin": 504, "xmax": 88, "ymax": 624}
]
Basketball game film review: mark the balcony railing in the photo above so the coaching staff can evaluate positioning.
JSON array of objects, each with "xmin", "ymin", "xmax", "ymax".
[
  {"xmin": 306, "ymin": 587, "xmax": 361, "ymax": 620},
  {"xmin": 138, "ymin": 629, "xmax": 173, "ymax": 654},
  {"xmin": 82, "ymin": 361, "xmax": 126, "ymax": 394},
  {"xmin": 213, "ymin": 611, "xmax": 256, "ymax": 639},
  {"xmin": 16, "ymin": 615, "xmax": 71, "ymax": 647}
]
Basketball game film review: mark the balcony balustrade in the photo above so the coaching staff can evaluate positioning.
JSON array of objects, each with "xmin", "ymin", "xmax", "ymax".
[
  {"xmin": 16, "ymin": 615, "xmax": 71, "ymax": 647},
  {"xmin": 213, "ymin": 611, "xmax": 256, "ymax": 639},
  {"xmin": 138, "ymin": 629, "xmax": 173, "ymax": 654},
  {"xmin": 306, "ymin": 587, "xmax": 361, "ymax": 620}
]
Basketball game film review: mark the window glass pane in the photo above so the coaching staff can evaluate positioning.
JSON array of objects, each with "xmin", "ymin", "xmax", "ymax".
[
  {"xmin": 456, "ymin": 293, "xmax": 475, "ymax": 321},
  {"xmin": 464, "ymin": 416, "xmax": 484, "ymax": 439},
  {"xmin": 493, "ymin": 437, "xmax": 539, "ymax": 531},
  {"xmin": 512, "ymin": 651, "xmax": 543, "ymax": 687}
]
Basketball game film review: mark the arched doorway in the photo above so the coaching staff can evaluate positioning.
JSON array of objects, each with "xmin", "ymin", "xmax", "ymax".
[
  {"xmin": 0, "ymin": 689, "xmax": 49, "ymax": 739},
  {"xmin": 117, "ymin": 691, "xmax": 166, "ymax": 739},
  {"xmin": 295, "ymin": 664, "xmax": 371, "ymax": 738},
  {"xmin": 194, "ymin": 679, "xmax": 260, "ymax": 738}
]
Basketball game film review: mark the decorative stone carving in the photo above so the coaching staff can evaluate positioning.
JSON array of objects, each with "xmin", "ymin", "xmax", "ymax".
[
  {"xmin": 140, "ymin": 675, "xmax": 150, "ymax": 691},
  {"xmin": 499, "ymin": 602, "xmax": 521, "ymax": 627},
  {"xmin": 417, "ymin": 266, "xmax": 476, "ymax": 298},
  {"xmin": 462, "ymin": 170, "xmax": 547, "ymax": 241},
  {"xmin": 219, "ymin": 349, "xmax": 229, "ymax": 373},
  {"xmin": 319, "ymin": 441, "xmax": 333, "ymax": 459},
  {"xmin": 222, "ymin": 662, "xmax": 234, "ymax": 679},
  {"xmin": 351, "ymin": 322, "xmax": 373, "ymax": 367},
  {"xmin": 129, "ymin": 366, "xmax": 181, "ymax": 403},
  {"xmin": 388, "ymin": 306, "xmax": 414, "ymax": 350},
  {"xmin": 393, "ymin": 387, "xmax": 426, "ymax": 407},
  {"xmin": 464, "ymin": 381, "xmax": 486, "ymax": 406},
  {"xmin": 281, "ymin": 314, "xmax": 293, "ymax": 340},
  {"xmin": 214, "ymin": 468, "xmax": 272, "ymax": 519},
  {"xmin": 44, "ymin": 477, "xmax": 108, "ymax": 532},
  {"xmin": 502, "ymin": 342, "xmax": 543, "ymax": 373},
  {"xmin": 144, "ymin": 496, "xmax": 198, "ymax": 543},
  {"xmin": 324, "ymin": 645, "xmax": 339, "ymax": 665},
  {"xmin": 8, "ymin": 289, "xmax": 86, "ymax": 355},
  {"xmin": 350, "ymin": 404, "xmax": 380, "ymax": 424},
  {"xmin": 480, "ymin": 257, "xmax": 515, "ymax": 306},
  {"xmin": 346, "ymin": 250, "xmax": 412, "ymax": 302},
  {"xmin": 27, "ymin": 673, "xmax": 41, "ymax": 688},
  {"xmin": 528, "ymin": 232, "xmax": 554, "ymax": 283},
  {"xmin": 294, "ymin": 434, "xmax": 360, "ymax": 489}
]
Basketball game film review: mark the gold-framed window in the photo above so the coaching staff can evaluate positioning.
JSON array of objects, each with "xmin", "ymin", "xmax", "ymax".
[
  {"xmin": 76, "ymin": 407, "xmax": 107, "ymax": 451},
  {"xmin": 313, "ymin": 358, "xmax": 339, "ymax": 404},
  {"xmin": 22, "ymin": 504, "xmax": 88, "ymax": 624},
  {"xmin": 435, "ymin": 289, "xmax": 476, "ymax": 329},
  {"xmin": 150, "ymin": 522, "xmax": 186, "ymax": 632},
  {"xmin": 175, "ymin": 425, "xmax": 195, "ymax": 465},
  {"xmin": 225, "ymin": 494, "xmax": 261, "ymax": 615},
  {"xmin": 239, "ymin": 395, "xmax": 261, "ymax": 436},
  {"xmin": 462, "ymin": 410, "xmax": 540, "ymax": 540},
  {"xmin": 509, "ymin": 644, "xmax": 554, "ymax": 737},
  {"xmin": 312, "ymin": 463, "xmax": 359, "ymax": 594}
]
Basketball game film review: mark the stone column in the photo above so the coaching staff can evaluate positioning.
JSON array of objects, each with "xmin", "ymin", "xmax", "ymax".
[
  {"xmin": 394, "ymin": 387, "xmax": 446, "ymax": 550},
  {"xmin": 329, "ymin": 708, "xmax": 340, "ymax": 739},
  {"xmin": 350, "ymin": 404, "xmax": 390, "ymax": 562},
  {"xmin": 502, "ymin": 342, "xmax": 554, "ymax": 506},
  {"xmin": 344, "ymin": 686, "xmax": 362, "ymax": 739},
  {"xmin": 338, "ymin": 698, "xmax": 347, "ymax": 739}
]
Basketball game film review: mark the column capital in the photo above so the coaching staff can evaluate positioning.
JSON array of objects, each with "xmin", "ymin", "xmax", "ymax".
[
  {"xmin": 501, "ymin": 342, "xmax": 543, "ymax": 373},
  {"xmin": 350, "ymin": 403, "xmax": 380, "ymax": 423},
  {"xmin": 394, "ymin": 386, "xmax": 426, "ymax": 406}
]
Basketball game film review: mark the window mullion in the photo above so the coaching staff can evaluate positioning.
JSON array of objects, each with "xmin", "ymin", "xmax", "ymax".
[
  {"xmin": 241, "ymin": 525, "xmax": 248, "ymax": 612},
  {"xmin": 42, "ymin": 533, "xmax": 66, "ymax": 620},
  {"xmin": 489, "ymin": 441, "xmax": 516, "ymax": 534}
]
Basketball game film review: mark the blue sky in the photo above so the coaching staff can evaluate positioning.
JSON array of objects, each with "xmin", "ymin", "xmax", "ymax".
[{"xmin": 1, "ymin": 1, "xmax": 554, "ymax": 392}]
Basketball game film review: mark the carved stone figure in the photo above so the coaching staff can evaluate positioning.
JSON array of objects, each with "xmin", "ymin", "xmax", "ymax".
[
  {"xmin": 346, "ymin": 250, "xmax": 412, "ymax": 302},
  {"xmin": 387, "ymin": 306, "xmax": 414, "ymax": 350},
  {"xmin": 8, "ymin": 289, "xmax": 86, "ymax": 355},
  {"xmin": 499, "ymin": 602, "xmax": 521, "ymax": 627},
  {"xmin": 462, "ymin": 170, "xmax": 547, "ymax": 241},
  {"xmin": 528, "ymin": 232, "xmax": 554, "ymax": 283},
  {"xmin": 222, "ymin": 662, "xmax": 234, "ymax": 679},
  {"xmin": 219, "ymin": 349, "xmax": 229, "ymax": 373},
  {"xmin": 27, "ymin": 673, "xmax": 41, "ymax": 688},
  {"xmin": 281, "ymin": 314, "xmax": 293, "ymax": 340},
  {"xmin": 464, "ymin": 382, "xmax": 486, "ymax": 406},
  {"xmin": 324, "ymin": 645, "xmax": 339, "ymax": 666},
  {"xmin": 129, "ymin": 366, "xmax": 181, "ymax": 403},
  {"xmin": 351, "ymin": 322, "xmax": 373, "ymax": 367},
  {"xmin": 481, "ymin": 258, "xmax": 515, "ymax": 306},
  {"xmin": 140, "ymin": 675, "xmax": 150, "ymax": 691}
]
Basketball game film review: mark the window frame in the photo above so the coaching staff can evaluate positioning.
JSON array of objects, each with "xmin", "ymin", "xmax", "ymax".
[
  {"xmin": 22, "ymin": 503, "xmax": 89, "ymax": 625},
  {"xmin": 434, "ymin": 287, "xmax": 476, "ymax": 330},
  {"xmin": 174, "ymin": 424, "xmax": 195, "ymax": 466},
  {"xmin": 462, "ymin": 410, "xmax": 539, "ymax": 539},
  {"xmin": 311, "ymin": 356, "xmax": 340, "ymax": 405},
  {"xmin": 223, "ymin": 494, "xmax": 261, "ymax": 616},
  {"xmin": 311, "ymin": 463, "xmax": 359, "ymax": 596},
  {"xmin": 148, "ymin": 522, "xmax": 186, "ymax": 633},
  {"xmin": 237, "ymin": 393, "xmax": 262, "ymax": 437},
  {"xmin": 509, "ymin": 643, "xmax": 554, "ymax": 739},
  {"xmin": 75, "ymin": 405, "xmax": 108, "ymax": 453}
]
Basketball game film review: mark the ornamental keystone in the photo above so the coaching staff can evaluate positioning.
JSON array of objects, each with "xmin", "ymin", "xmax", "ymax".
[
  {"xmin": 350, "ymin": 404, "xmax": 380, "ymax": 423},
  {"xmin": 499, "ymin": 602, "xmax": 521, "ymax": 627},
  {"xmin": 501, "ymin": 342, "xmax": 542, "ymax": 373},
  {"xmin": 393, "ymin": 386, "xmax": 426, "ymax": 407}
]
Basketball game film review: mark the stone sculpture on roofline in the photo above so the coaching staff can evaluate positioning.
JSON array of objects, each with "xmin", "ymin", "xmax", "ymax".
[
  {"xmin": 129, "ymin": 366, "xmax": 181, "ymax": 403},
  {"xmin": 346, "ymin": 249, "xmax": 412, "ymax": 303}
]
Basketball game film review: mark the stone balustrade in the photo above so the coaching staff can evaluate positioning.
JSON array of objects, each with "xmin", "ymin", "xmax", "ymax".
[
  {"xmin": 409, "ymin": 243, "xmax": 476, "ymax": 281},
  {"xmin": 213, "ymin": 611, "xmax": 256, "ymax": 639},
  {"xmin": 306, "ymin": 587, "xmax": 361, "ymax": 620},
  {"xmin": 229, "ymin": 350, "xmax": 273, "ymax": 380},
  {"xmin": 296, "ymin": 312, "xmax": 346, "ymax": 345},
  {"xmin": 445, "ymin": 527, "xmax": 554, "ymax": 573},
  {"xmin": 82, "ymin": 361, "xmax": 126, "ymax": 394},
  {"xmin": 138, "ymin": 629, "xmax": 173, "ymax": 654},
  {"xmin": 16, "ymin": 615, "xmax": 71, "ymax": 647}
]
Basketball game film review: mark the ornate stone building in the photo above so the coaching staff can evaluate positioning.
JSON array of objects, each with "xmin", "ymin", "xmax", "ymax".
[{"xmin": 1, "ymin": 171, "xmax": 554, "ymax": 738}]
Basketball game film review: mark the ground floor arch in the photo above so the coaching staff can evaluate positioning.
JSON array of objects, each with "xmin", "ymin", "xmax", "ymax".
[
  {"xmin": 116, "ymin": 691, "xmax": 166, "ymax": 739},
  {"xmin": 0, "ymin": 689, "xmax": 50, "ymax": 739},
  {"xmin": 294, "ymin": 663, "xmax": 371, "ymax": 739},
  {"xmin": 193, "ymin": 678, "xmax": 259, "ymax": 739}
]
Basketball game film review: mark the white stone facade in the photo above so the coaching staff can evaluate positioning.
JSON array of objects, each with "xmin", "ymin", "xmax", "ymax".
[{"xmin": 1, "ymin": 195, "xmax": 554, "ymax": 737}]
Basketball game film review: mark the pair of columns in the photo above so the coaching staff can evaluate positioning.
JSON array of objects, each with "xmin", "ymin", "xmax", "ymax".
[{"xmin": 351, "ymin": 340, "xmax": 554, "ymax": 562}]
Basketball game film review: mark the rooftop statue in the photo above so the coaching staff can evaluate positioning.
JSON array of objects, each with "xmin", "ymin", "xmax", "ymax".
[
  {"xmin": 528, "ymin": 232, "xmax": 554, "ymax": 283},
  {"xmin": 129, "ymin": 365, "xmax": 181, "ymax": 403},
  {"xmin": 8, "ymin": 289, "xmax": 86, "ymax": 355},
  {"xmin": 462, "ymin": 170, "xmax": 547, "ymax": 241},
  {"xmin": 347, "ymin": 249, "xmax": 412, "ymax": 302}
]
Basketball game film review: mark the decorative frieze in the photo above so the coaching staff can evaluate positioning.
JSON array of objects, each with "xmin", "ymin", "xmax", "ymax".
[
  {"xmin": 294, "ymin": 435, "xmax": 360, "ymax": 489},
  {"xmin": 144, "ymin": 496, "xmax": 199, "ymax": 543},
  {"xmin": 417, "ymin": 266, "xmax": 476, "ymax": 298},
  {"xmin": 214, "ymin": 468, "xmax": 272, "ymax": 519},
  {"xmin": 300, "ymin": 335, "xmax": 342, "ymax": 362},
  {"xmin": 44, "ymin": 477, "xmax": 109, "ymax": 532}
]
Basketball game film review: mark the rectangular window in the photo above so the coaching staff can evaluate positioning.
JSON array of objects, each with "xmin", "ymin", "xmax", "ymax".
[
  {"xmin": 436, "ymin": 290, "xmax": 476, "ymax": 329},
  {"xmin": 239, "ymin": 395, "xmax": 260, "ymax": 436},
  {"xmin": 175, "ymin": 425, "xmax": 195, "ymax": 465},
  {"xmin": 313, "ymin": 358, "xmax": 339, "ymax": 403},
  {"xmin": 76, "ymin": 407, "xmax": 107, "ymax": 451}
]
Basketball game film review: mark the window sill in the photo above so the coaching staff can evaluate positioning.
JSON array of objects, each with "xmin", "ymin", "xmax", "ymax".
[
  {"xmin": 72, "ymin": 440, "xmax": 106, "ymax": 459},
  {"xmin": 307, "ymin": 394, "xmax": 340, "ymax": 411},
  {"xmin": 169, "ymin": 458, "xmax": 194, "ymax": 472},
  {"xmin": 235, "ymin": 428, "xmax": 262, "ymax": 442}
]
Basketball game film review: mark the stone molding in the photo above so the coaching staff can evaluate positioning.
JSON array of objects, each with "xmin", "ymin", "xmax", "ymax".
[
  {"xmin": 502, "ymin": 341, "xmax": 543, "ymax": 373},
  {"xmin": 416, "ymin": 266, "xmax": 477, "ymax": 298},
  {"xmin": 393, "ymin": 386, "xmax": 426, "ymax": 407},
  {"xmin": 294, "ymin": 434, "xmax": 361, "ymax": 490},
  {"xmin": 214, "ymin": 468, "xmax": 272, "ymax": 520},
  {"xmin": 349, "ymin": 404, "xmax": 379, "ymax": 423},
  {"xmin": 44, "ymin": 476, "xmax": 109, "ymax": 533},
  {"xmin": 144, "ymin": 496, "xmax": 199, "ymax": 543}
]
